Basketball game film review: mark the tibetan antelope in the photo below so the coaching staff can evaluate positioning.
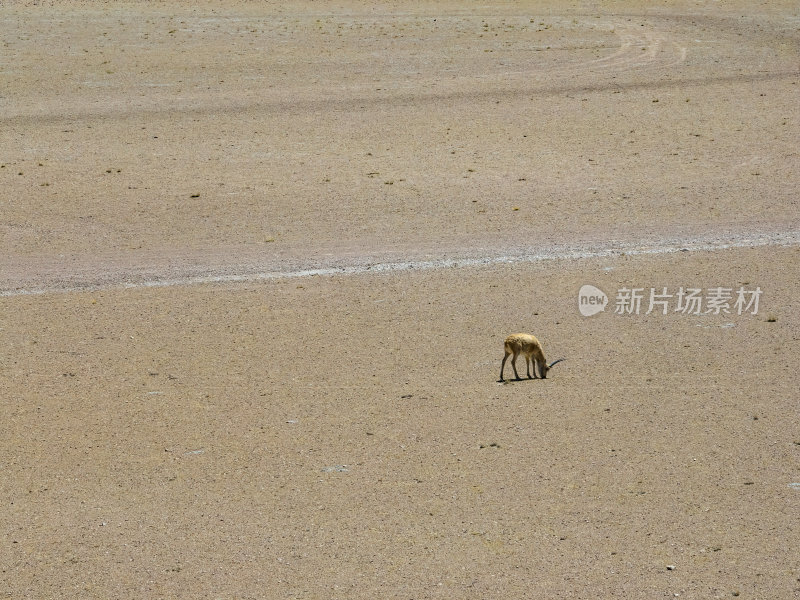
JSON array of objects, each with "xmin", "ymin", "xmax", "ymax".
[{"xmin": 499, "ymin": 333, "xmax": 565, "ymax": 381}]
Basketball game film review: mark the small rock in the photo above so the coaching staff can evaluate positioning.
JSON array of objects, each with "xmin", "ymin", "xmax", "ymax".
[
  {"xmin": 666, "ymin": 565, "xmax": 676, "ymax": 571},
  {"xmin": 321, "ymin": 465, "xmax": 349, "ymax": 473}
]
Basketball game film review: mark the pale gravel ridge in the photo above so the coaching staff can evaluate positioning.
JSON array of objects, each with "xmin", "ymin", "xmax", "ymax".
[{"xmin": 2, "ymin": 227, "xmax": 798, "ymax": 297}]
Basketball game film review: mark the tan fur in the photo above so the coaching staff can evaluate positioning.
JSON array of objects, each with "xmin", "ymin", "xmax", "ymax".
[{"xmin": 499, "ymin": 333, "xmax": 550, "ymax": 381}]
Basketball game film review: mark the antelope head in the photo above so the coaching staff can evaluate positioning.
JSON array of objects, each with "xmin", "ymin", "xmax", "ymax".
[{"xmin": 541, "ymin": 357, "xmax": 566, "ymax": 378}]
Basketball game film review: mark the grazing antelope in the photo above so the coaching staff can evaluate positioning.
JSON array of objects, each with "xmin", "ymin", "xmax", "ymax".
[{"xmin": 499, "ymin": 333, "xmax": 565, "ymax": 381}]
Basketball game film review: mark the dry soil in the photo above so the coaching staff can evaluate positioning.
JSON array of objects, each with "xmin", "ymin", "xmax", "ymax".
[{"xmin": 1, "ymin": 1, "xmax": 799, "ymax": 599}]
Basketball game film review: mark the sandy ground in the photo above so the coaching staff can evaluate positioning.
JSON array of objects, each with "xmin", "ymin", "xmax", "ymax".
[{"xmin": 1, "ymin": 1, "xmax": 799, "ymax": 598}]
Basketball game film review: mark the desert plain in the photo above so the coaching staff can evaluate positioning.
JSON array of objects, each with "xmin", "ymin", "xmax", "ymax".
[{"xmin": 1, "ymin": 1, "xmax": 799, "ymax": 598}]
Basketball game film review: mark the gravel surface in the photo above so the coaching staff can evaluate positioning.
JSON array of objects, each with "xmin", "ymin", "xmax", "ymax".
[{"xmin": 2, "ymin": 1, "xmax": 799, "ymax": 598}]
